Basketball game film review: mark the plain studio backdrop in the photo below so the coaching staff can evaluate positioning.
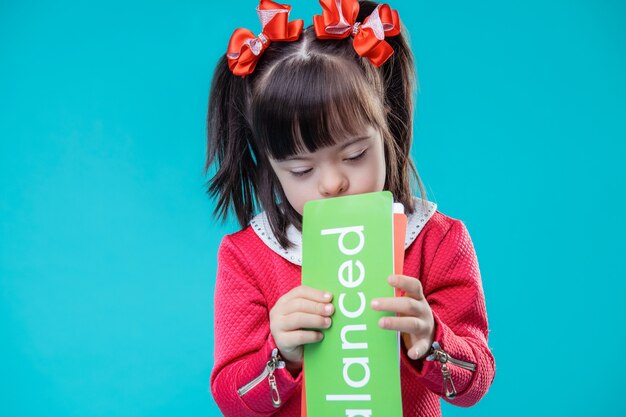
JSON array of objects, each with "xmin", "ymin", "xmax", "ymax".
[{"xmin": 1, "ymin": 1, "xmax": 625, "ymax": 416}]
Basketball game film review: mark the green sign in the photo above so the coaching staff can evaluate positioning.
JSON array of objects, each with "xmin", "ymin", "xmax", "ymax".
[{"xmin": 302, "ymin": 191, "xmax": 402, "ymax": 417}]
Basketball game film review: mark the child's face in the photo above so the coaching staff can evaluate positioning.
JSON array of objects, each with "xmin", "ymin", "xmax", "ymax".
[{"xmin": 269, "ymin": 125, "xmax": 386, "ymax": 215}]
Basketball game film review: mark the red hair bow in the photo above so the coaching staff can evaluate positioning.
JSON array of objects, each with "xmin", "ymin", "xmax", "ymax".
[
  {"xmin": 313, "ymin": 0, "xmax": 401, "ymax": 67},
  {"xmin": 227, "ymin": 0, "xmax": 304, "ymax": 77}
]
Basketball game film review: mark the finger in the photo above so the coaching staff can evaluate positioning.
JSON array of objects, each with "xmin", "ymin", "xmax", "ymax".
[
  {"xmin": 281, "ymin": 285, "xmax": 333, "ymax": 304},
  {"xmin": 378, "ymin": 315, "xmax": 429, "ymax": 334},
  {"xmin": 387, "ymin": 275, "xmax": 425, "ymax": 300},
  {"xmin": 279, "ymin": 330, "xmax": 325, "ymax": 349},
  {"xmin": 280, "ymin": 312, "xmax": 332, "ymax": 332},
  {"xmin": 283, "ymin": 298, "xmax": 334, "ymax": 317},
  {"xmin": 406, "ymin": 340, "xmax": 432, "ymax": 361},
  {"xmin": 370, "ymin": 297, "xmax": 425, "ymax": 317}
]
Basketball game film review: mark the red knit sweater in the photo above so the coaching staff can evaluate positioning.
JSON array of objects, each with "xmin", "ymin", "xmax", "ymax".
[{"xmin": 210, "ymin": 210, "xmax": 495, "ymax": 416}]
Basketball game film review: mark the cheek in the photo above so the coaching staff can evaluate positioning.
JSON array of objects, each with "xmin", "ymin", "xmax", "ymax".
[
  {"xmin": 275, "ymin": 175, "xmax": 314, "ymax": 215},
  {"xmin": 283, "ymin": 185, "xmax": 309, "ymax": 215},
  {"xmin": 351, "ymin": 160, "xmax": 385, "ymax": 193},
  {"xmin": 366, "ymin": 145, "xmax": 387, "ymax": 191},
  {"xmin": 371, "ymin": 162, "xmax": 386, "ymax": 191}
]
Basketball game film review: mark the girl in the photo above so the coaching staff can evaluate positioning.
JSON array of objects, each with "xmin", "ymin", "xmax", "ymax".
[{"xmin": 206, "ymin": 1, "xmax": 495, "ymax": 416}]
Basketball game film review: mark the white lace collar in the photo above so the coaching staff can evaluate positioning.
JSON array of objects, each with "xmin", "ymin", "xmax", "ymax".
[{"xmin": 249, "ymin": 198, "xmax": 438, "ymax": 266}]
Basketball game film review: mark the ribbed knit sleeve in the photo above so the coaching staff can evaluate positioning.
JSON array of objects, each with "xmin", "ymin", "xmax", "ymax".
[
  {"xmin": 210, "ymin": 235, "xmax": 302, "ymax": 417},
  {"xmin": 403, "ymin": 219, "xmax": 495, "ymax": 407}
]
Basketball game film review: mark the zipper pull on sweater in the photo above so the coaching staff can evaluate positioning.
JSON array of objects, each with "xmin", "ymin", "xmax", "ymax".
[
  {"xmin": 426, "ymin": 341, "xmax": 477, "ymax": 399},
  {"xmin": 237, "ymin": 348, "xmax": 284, "ymax": 407},
  {"xmin": 267, "ymin": 351, "xmax": 282, "ymax": 408}
]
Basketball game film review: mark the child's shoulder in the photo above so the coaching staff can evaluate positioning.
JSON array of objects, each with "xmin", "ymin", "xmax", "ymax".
[
  {"xmin": 217, "ymin": 216, "xmax": 298, "ymax": 263},
  {"xmin": 216, "ymin": 223, "xmax": 267, "ymax": 265},
  {"xmin": 215, "ymin": 224, "xmax": 285, "ymax": 275},
  {"xmin": 423, "ymin": 209, "xmax": 462, "ymax": 235},
  {"xmin": 419, "ymin": 207, "xmax": 475, "ymax": 251},
  {"xmin": 218, "ymin": 224, "xmax": 261, "ymax": 252}
]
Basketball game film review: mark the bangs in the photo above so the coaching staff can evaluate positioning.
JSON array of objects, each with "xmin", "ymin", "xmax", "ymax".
[{"xmin": 250, "ymin": 54, "xmax": 385, "ymax": 160}]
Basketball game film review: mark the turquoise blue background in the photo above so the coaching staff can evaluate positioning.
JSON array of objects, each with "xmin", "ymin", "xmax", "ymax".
[{"xmin": 1, "ymin": 0, "xmax": 624, "ymax": 416}]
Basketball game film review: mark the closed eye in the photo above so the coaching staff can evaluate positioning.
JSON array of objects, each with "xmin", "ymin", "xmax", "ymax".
[
  {"xmin": 345, "ymin": 149, "xmax": 367, "ymax": 162},
  {"xmin": 289, "ymin": 168, "xmax": 313, "ymax": 177}
]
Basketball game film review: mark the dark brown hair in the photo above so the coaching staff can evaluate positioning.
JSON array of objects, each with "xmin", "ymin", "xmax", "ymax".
[{"xmin": 205, "ymin": 0, "xmax": 427, "ymax": 248}]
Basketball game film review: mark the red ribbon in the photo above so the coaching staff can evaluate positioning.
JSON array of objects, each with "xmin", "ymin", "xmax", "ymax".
[
  {"xmin": 227, "ymin": 0, "xmax": 304, "ymax": 77},
  {"xmin": 313, "ymin": 0, "xmax": 401, "ymax": 67}
]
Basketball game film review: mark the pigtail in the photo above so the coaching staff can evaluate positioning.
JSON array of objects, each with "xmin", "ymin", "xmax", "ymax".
[
  {"xmin": 205, "ymin": 55, "xmax": 258, "ymax": 228},
  {"xmin": 358, "ymin": 1, "xmax": 428, "ymax": 212}
]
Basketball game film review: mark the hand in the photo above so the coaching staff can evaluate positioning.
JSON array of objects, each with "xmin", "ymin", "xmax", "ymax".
[
  {"xmin": 269, "ymin": 286, "xmax": 334, "ymax": 373},
  {"xmin": 371, "ymin": 275, "xmax": 435, "ymax": 360}
]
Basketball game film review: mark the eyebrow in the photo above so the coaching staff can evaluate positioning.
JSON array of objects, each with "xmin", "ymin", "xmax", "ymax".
[{"xmin": 279, "ymin": 136, "xmax": 370, "ymax": 162}]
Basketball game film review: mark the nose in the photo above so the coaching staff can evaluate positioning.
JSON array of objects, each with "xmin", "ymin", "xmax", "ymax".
[{"xmin": 318, "ymin": 166, "xmax": 348, "ymax": 197}]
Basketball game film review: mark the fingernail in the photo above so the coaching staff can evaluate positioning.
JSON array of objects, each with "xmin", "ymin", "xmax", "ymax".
[
  {"xmin": 324, "ymin": 304, "xmax": 333, "ymax": 314},
  {"xmin": 324, "ymin": 317, "xmax": 331, "ymax": 327},
  {"xmin": 371, "ymin": 300, "xmax": 379, "ymax": 308},
  {"xmin": 323, "ymin": 293, "xmax": 332, "ymax": 300}
]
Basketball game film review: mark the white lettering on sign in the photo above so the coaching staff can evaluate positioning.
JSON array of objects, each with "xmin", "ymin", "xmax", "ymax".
[
  {"xmin": 343, "ymin": 357, "xmax": 371, "ymax": 388},
  {"xmin": 321, "ymin": 226, "xmax": 365, "ymax": 255},
  {"xmin": 339, "ymin": 292, "xmax": 366, "ymax": 319},
  {"xmin": 346, "ymin": 410, "xmax": 373, "ymax": 417},
  {"xmin": 338, "ymin": 260, "xmax": 365, "ymax": 288},
  {"xmin": 321, "ymin": 224, "xmax": 373, "ymax": 412},
  {"xmin": 340, "ymin": 324, "xmax": 368, "ymax": 350}
]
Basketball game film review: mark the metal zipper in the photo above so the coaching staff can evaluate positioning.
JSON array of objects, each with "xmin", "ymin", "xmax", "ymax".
[
  {"xmin": 237, "ymin": 348, "xmax": 285, "ymax": 408},
  {"xmin": 426, "ymin": 341, "xmax": 477, "ymax": 399}
]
